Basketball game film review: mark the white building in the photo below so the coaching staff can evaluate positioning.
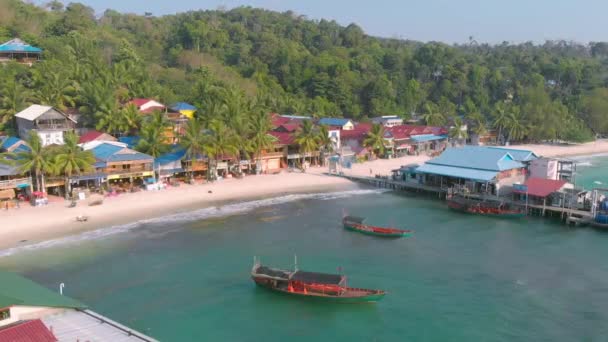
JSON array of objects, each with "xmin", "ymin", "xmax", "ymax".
[
  {"xmin": 529, "ymin": 158, "xmax": 559, "ymax": 180},
  {"xmin": 15, "ymin": 105, "xmax": 77, "ymax": 146},
  {"xmin": 371, "ymin": 115, "xmax": 403, "ymax": 127}
]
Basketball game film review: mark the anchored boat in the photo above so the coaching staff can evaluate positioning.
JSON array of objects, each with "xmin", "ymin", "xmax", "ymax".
[
  {"xmin": 342, "ymin": 215, "xmax": 412, "ymax": 238},
  {"xmin": 447, "ymin": 195, "xmax": 525, "ymax": 218},
  {"xmin": 251, "ymin": 257, "xmax": 385, "ymax": 303}
]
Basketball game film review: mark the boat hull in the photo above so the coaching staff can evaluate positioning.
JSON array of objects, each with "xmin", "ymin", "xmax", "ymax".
[
  {"xmin": 343, "ymin": 223, "xmax": 411, "ymax": 238},
  {"xmin": 252, "ymin": 277, "xmax": 385, "ymax": 303},
  {"xmin": 447, "ymin": 200, "xmax": 525, "ymax": 218}
]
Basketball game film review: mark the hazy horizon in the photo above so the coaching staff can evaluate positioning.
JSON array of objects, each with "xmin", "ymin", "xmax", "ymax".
[{"xmin": 39, "ymin": 0, "xmax": 608, "ymax": 44}]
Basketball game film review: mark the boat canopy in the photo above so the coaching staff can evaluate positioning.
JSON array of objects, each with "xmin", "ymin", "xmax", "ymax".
[
  {"xmin": 254, "ymin": 266, "xmax": 290, "ymax": 280},
  {"xmin": 290, "ymin": 271, "xmax": 345, "ymax": 285},
  {"xmin": 343, "ymin": 216, "xmax": 365, "ymax": 224}
]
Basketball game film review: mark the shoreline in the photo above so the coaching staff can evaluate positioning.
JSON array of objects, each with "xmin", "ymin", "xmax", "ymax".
[
  {"xmin": 1, "ymin": 141, "xmax": 607, "ymax": 254},
  {"xmin": 0, "ymin": 172, "xmax": 357, "ymax": 252}
]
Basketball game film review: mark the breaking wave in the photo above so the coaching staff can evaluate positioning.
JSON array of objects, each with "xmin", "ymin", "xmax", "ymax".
[{"xmin": 0, "ymin": 189, "xmax": 386, "ymax": 258}]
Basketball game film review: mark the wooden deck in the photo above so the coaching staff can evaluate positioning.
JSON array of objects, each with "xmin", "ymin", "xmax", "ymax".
[{"xmin": 337, "ymin": 173, "xmax": 594, "ymax": 225}]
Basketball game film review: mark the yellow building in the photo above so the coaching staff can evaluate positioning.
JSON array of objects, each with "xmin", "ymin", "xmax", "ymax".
[{"xmin": 170, "ymin": 102, "xmax": 197, "ymax": 119}]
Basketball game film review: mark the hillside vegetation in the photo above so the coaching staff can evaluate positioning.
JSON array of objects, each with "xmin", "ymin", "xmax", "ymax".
[{"xmin": 2, "ymin": 0, "xmax": 608, "ymax": 142}]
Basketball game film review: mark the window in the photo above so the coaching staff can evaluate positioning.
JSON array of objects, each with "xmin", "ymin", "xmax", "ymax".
[{"xmin": 0, "ymin": 308, "xmax": 9, "ymax": 321}]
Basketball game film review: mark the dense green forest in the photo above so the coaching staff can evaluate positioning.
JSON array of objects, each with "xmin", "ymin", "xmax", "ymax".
[{"xmin": 1, "ymin": 0, "xmax": 608, "ymax": 142}]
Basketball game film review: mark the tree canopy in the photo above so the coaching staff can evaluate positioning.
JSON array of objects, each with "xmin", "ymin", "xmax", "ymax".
[{"xmin": 0, "ymin": 1, "xmax": 605, "ymax": 142}]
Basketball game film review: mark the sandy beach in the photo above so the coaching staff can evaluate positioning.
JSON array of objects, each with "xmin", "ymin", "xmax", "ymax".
[
  {"xmin": 0, "ymin": 172, "xmax": 356, "ymax": 251},
  {"xmin": 1, "ymin": 140, "xmax": 607, "ymax": 252}
]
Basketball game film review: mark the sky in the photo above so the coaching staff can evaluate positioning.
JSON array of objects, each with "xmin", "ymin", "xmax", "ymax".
[{"xmin": 49, "ymin": 0, "xmax": 608, "ymax": 44}]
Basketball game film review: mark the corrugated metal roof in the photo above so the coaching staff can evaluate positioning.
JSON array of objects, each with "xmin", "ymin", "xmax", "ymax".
[
  {"xmin": 14, "ymin": 104, "xmax": 53, "ymax": 121},
  {"xmin": 118, "ymin": 136, "xmax": 140, "ymax": 149},
  {"xmin": 415, "ymin": 163, "xmax": 498, "ymax": 182},
  {"xmin": 514, "ymin": 178, "xmax": 568, "ymax": 197},
  {"xmin": 170, "ymin": 102, "xmax": 196, "ymax": 111},
  {"xmin": 1, "ymin": 136, "xmax": 21, "ymax": 150},
  {"xmin": 0, "ymin": 38, "xmax": 42, "ymax": 53},
  {"xmin": 487, "ymin": 147, "xmax": 539, "ymax": 162},
  {"xmin": 269, "ymin": 131, "xmax": 294, "ymax": 145},
  {"xmin": 91, "ymin": 143, "xmax": 153, "ymax": 163},
  {"xmin": 0, "ymin": 319, "xmax": 57, "ymax": 342},
  {"xmin": 0, "ymin": 271, "xmax": 86, "ymax": 309},
  {"xmin": 156, "ymin": 147, "xmax": 186, "ymax": 165},
  {"xmin": 411, "ymin": 134, "xmax": 448, "ymax": 142},
  {"xmin": 0, "ymin": 162, "xmax": 21, "ymax": 177},
  {"xmin": 42, "ymin": 309, "xmax": 158, "ymax": 342},
  {"xmin": 427, "ymin": 146, "xmax": 524, "ymax": 171},
  {"xmin": 318, "ymin": 118, "xmax": 352, "ymax": 127}
]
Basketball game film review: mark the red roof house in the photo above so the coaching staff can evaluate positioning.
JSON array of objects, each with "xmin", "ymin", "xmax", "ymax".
[
  {"xmin": 0, "ymin": 319, "xmax": 57, "ymax": 342},
  {"xmin": 78, "ymin": 130, "xmax": 117, "ymax": 144},
  {"xmin": 514, "ymin": 178, "xmax": 568, "ymax": 198},
  {"xmin": 269, "ymin": 131, "xmax": 295, "ymax": 146},
  {"xmin": 127, "ymin": 98, "xmax": 165, "ymax": 113}
]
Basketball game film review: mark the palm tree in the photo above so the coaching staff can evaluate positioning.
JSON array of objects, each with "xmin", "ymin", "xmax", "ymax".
[
  {"xmin": 54, "ymin": 132, "xmax": 95, "ymax": 199},
  {"xmin": 248, "ymin": 112, "xmax": 275, "ymax": 173},
  {"xmin": 449, "ymin": 117, "xmax": 469, "ymax": 145},
  {"xmin": 9, "ymin": 132, "xmax": 55, "ymax": 193},
  {"xmin": 293, "ymin": 120, "xmax": 319, "ymax": 168},
  {"xmin": 421, "ymin": 103, "xmax": 446, "ymax": 126},
  {"xmin": 203, "ymin": 120, "xmax": 239, "ymax": 180},
  {"xmin": 137, "ymin": 122, "xmax": 169, "ymax": 158},
  {"xmin": 34, "ymin": 67, "xmax": 76, "ymax": 111},
  {"xmin": 363, "ymin": 123, "xmax": 387, "ymax": 159},
  {"xmin": 121, "ymin": 103, "xmax": 143, "ymax": 135},
  {"xmin": 136, "ymin": 111, "xmax": 170, "ymax": 158},
  {"xmin": 492, "ymin": 103, "xmax": 509, "ymax": 144},
  {"xmin": 0, "ymin": 81, "xmax": 30, "ymax": 129},
  {"xmin": 316, "ymin": 125, "xmax": 334, "ymax": 166},
  {"xmin": 505, "ymin": 112, "xmax": 527, "ymax": 142},
  {"xmin": 180, "ymin": 118, "xmax": 205, "ymax": 181},
  {"xmin": 466, "ymin": 112, "xmax": 487, "ymax": 137}
]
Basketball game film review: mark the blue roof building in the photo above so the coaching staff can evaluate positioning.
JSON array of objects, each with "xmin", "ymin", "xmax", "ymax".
[
  {"xmin": 155, "ymin": 146, "xmax": 187, "ymax": 176},
  {"xmin": 0, "ymin": 39, "xmax": 42, "ymax": 66},
  {"xmin": 487, "ymin": 147, "xmax": 539, "ymax": 162},
  {"xmin": 318, "ymin": 118, "xmax": 354, "ymax": 129},
  {"xmin": 415, "ymin": 146, "xmax": 527, "ymax": 185},
  {"xmin": 170, "ymin": 102, "xmax": 197, "ymax": 111},
  {"xmin": 88, "ymin": 143, "xmax": 155, "ymax": 181},
  {"xmin": 117, "ymin": 136, "xmax": 140, "ymax": 149},
  {"xmin": 1, "ymin": 136, "xmax": 31, "ymax": 154}
]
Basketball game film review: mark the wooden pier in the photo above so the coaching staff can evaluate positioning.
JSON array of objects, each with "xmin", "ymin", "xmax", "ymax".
[{"xmin": 338, "ymin": 173, "xmax": 595, "ymax": 226}]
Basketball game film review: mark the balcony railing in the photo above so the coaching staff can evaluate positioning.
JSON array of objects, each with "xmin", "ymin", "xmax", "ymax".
[
  {"xmin": 261, "ymin": 151, "xmax": 285, "ymax": 158},
  {"xmin": 287, "ymin": 151, "xmax": 320, "ymax": 159},
  {"xmin": 34, "ymin": 123, "xmax": 74, "ymax": 130},
  {"xmin": 0, "ymin": 177, "xmax": 31, "ymax": 190}
]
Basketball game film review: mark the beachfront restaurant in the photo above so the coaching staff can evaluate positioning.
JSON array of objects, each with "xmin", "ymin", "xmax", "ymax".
[
  {"xmin": 414, "ymin": 146, "xmax": 528, "ymax": 196},
  {"xmin": 86, "ymin": 142, "xmax": 155, "ymax": 192}
]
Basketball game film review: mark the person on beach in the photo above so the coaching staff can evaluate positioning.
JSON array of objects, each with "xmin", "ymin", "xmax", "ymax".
[{"xmin": 369, "ymin": 168, "xmax": 372, "ymax": 176}]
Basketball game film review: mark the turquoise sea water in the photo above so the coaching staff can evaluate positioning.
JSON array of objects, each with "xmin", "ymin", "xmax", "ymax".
[{"xmin": 1, "ymin": 157, "xmax": 608, "ymax": 341}]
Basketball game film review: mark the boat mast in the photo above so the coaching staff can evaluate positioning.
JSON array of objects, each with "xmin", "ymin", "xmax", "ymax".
[{"xmin": 294, "ymin": 254, "xmax": 298, "ymax": 272}]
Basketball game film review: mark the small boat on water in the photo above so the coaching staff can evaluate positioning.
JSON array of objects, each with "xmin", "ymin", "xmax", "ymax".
[
  {"xmin": 447, "ymin": 196, "xmax": 525, "ymax": 218},
  {"xmin": 342, "ymin": 215, "xmax": 412, "ymax": 238},
  {"xmin": 251, "ymin": 257, "xmax": 385, "ymax": 303}
]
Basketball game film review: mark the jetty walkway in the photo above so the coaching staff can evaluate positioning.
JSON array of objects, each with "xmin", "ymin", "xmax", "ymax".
[{"xmin": 336, "ymin": 173, "xmax": 595, "ymax": 226}]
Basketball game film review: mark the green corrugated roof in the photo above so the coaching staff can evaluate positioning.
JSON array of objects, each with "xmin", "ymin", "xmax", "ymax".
[{"xmin": 0, "ymin": 271, "xmax": 86, "ymax": 309}]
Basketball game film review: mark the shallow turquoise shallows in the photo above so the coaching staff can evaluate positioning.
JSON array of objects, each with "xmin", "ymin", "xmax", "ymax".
[{"xmin": 1, "ymin": 156, "xmax": 608, "ymax": 341}]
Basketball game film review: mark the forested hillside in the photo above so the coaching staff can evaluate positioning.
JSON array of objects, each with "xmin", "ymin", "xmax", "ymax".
[{"xmin": 1, "ymin": 0, "xmax": 608, "ymax": 142}]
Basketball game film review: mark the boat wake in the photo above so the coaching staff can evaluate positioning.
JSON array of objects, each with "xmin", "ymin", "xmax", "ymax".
[{"xmin": 0, "ymin": 189, "xmax": 386, "ymax": 258}]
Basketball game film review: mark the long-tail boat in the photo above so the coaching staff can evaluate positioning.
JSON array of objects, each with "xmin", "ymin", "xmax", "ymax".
[
  {"xmin": 251, "ymin": 257, "xmax": 385, "ymax": 303},
  {"xmin": 447, "ymin": 195, "xmax": 525, "ymax": 218},
  {"xmin": 342, "ymin": 215, "xmax": 412, "ymax": 238}
]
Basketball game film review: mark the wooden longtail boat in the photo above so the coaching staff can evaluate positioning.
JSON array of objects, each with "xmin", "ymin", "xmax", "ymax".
[
  {"xmin": 342, "ymin": 215, "xmax": 412, "ymax": 238},
  {"xmin": 447, "ymin": 196, "xmax": 525, "ymax": 218},
  {"xmin": 251, "ymin": 257, "xmax": 385, "ymax": 303}
]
